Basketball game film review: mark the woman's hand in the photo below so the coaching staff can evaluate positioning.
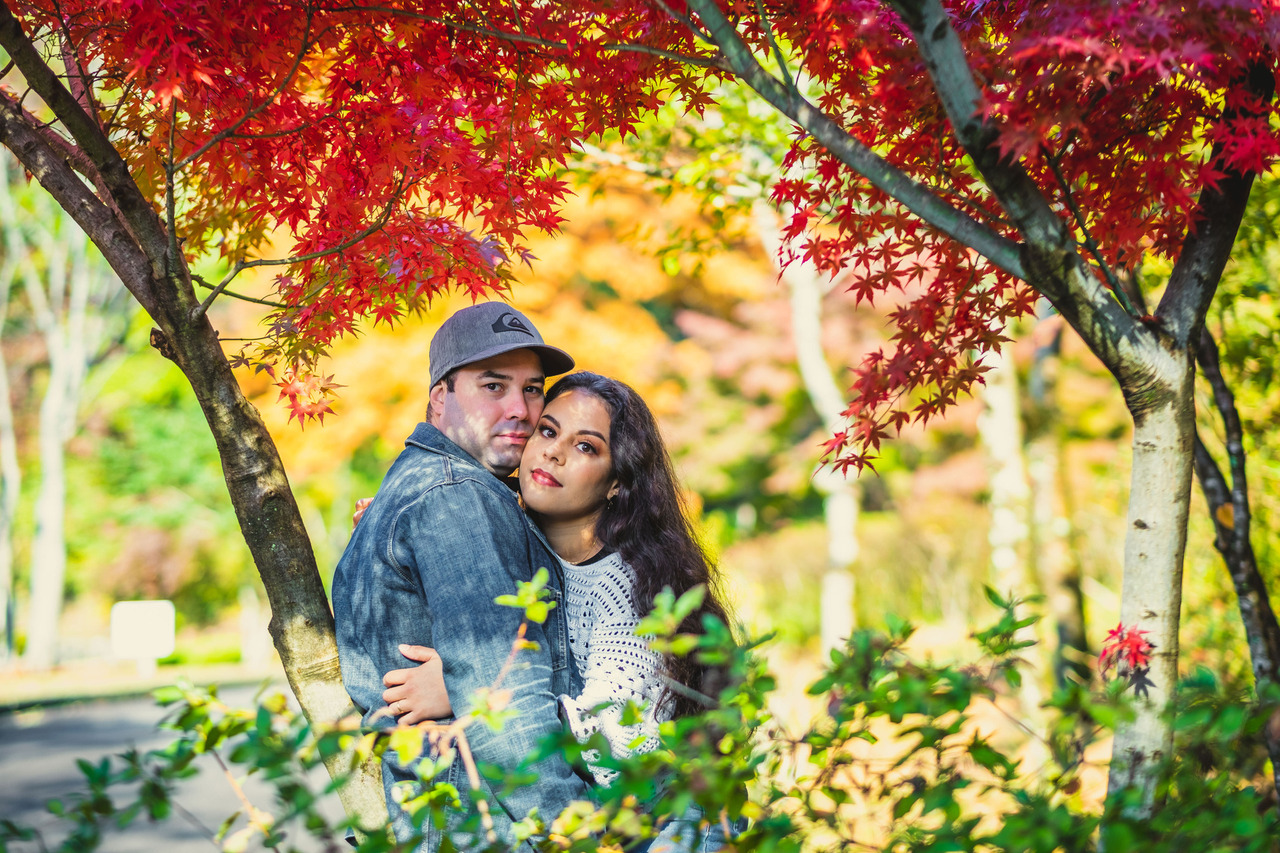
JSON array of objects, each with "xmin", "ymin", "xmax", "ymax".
[
  {"xmin": 352, "ymin": 497, "xmax": 373, "ymax": 528},
  {"xmin": 382, "ymin": 644, "xmax": 453, "ymax": 723}
]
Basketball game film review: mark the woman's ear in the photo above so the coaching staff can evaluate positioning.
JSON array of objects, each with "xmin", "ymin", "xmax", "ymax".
[{"xmin": 607, "ymin": 482, "xmax": 620, "ymax": 501}]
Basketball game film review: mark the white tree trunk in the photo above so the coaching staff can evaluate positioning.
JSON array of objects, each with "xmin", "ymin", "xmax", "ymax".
[
  {"xmin": 1106, "ymin": 358, "xmax": 1195, "ymax": 808},
  {"xmin": 977, "ymin": 345, "xmax": 1031, "ymax": 598},
  {"xmin": 756, "ymin": 205, "xmax": 860, "ymax": 650},
  {"xmin": 23, "ymin": 355, "xmax": 69, "ymax": 669},
  {"xmin": 20, "ymin": 211, "xmax": 110, "ymax": 670},
  {"xmin": 0, "ymin": 260, "xmax": 17, "ymax": 665},
  {"xmin": 975, "ymin": 343, "xmax": 1049, "ymax": 766}
]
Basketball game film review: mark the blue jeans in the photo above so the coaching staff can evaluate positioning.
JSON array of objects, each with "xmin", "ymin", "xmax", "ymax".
[{"xmin": 640, "ymin": 805, "xmax": 745, "ymax": 853}]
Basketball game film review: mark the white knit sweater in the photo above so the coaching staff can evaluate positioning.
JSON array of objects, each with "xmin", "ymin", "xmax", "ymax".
[{"xmin": 558, "ymin": 551, "xmax": 669, "ymax": 786}]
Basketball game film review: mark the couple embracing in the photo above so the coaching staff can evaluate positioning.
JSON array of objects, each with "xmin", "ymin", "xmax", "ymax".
[{"xmin": 331, "ymin": 302, "xmax": 735, "ymax": 852}]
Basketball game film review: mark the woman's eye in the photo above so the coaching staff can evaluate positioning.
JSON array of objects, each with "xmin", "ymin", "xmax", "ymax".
[
  {"xmin": 577, "ymin": 442, "xmax": 596, "ymax": 454},
  {"xmin": 539, "ymin": 425, "xmax": 556, "ymax": 437}
]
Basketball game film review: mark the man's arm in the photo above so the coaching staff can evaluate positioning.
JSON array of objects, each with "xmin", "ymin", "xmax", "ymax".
[{"xmin": 395, "ymin": 481, "xmax": 588, "ymax": 831}]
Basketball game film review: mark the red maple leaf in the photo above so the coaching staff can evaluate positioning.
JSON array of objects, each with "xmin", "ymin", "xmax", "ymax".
[{"xmin": 1099, "ymin": 622, "xmax": 1156, "ymax": 677}]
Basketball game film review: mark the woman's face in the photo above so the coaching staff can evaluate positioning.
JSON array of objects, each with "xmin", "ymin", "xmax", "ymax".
[{"xmin": 518, "ymin": 389, "xmax": 618, "ymax": 523}]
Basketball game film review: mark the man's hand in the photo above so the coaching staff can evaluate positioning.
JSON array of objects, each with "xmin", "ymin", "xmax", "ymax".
[
  {"xmin": 382, "ymin": 644, "xmax": 453, "ymax": 723},
  {"xmin": 353, "ymin": 497, "xmax": 373, "ymax": 528}
]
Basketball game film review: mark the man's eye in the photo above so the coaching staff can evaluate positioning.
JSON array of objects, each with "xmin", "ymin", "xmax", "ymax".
[
  {"xmin": 526, "ymin": 386, "xmax": 545, "ymax": 397},
  {"xmin": 484, "ymin": 383, "xmax": 502, "ymax": 392}
]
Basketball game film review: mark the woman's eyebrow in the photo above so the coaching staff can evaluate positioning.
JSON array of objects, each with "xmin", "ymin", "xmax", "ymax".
[
  {"xmin": 542, "ymin": 414, "xmax": 561, "ymax": 429},
  {"xmin": 576, "ymin": 429, "xmax": 608, "ymax": 443}
]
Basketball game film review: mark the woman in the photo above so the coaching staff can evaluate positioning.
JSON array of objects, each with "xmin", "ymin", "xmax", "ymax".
[{"xmin": 381, "ymin": 371, "xmax": 733, "ymax": 845}]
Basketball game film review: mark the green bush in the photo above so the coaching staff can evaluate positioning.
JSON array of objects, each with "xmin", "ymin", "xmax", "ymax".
[{"xmin": 4, "ymin": 589, "xmax": 1278, "ymax": 853}]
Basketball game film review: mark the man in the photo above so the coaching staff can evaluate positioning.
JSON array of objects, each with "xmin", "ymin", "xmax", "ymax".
[{"xmin": 331, "ymin": 302, "xmax": 588, "ymax": 850}]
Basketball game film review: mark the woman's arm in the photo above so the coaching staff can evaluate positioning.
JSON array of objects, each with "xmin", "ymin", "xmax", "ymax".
[{"xmin": 382, "ymin": 643, "xmax": 454, "ymax": 723}]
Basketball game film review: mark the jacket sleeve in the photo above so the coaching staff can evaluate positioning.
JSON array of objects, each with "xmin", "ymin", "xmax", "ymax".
[{"xmin": 392, "ymin": 479, "xmax": 588, "ymax": 833}]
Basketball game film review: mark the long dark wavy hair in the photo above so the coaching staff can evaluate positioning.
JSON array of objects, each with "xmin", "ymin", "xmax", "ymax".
[{"xmin": 541, "ymin": 371, "xmax": 731, "ymax": 719}]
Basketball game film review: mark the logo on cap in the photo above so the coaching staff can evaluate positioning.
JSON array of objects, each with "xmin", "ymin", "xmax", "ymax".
[{"xmin": 492, "ymin": 313, "xmax": 535, "ymax": 337}]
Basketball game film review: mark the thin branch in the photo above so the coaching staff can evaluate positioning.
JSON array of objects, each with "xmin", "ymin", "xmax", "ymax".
[
  {"xmin": 0, "ymin": 4, "xmax": 172, "ymax": 269},
  {"xmin": 679, "ymin": 0, "xmax": 1026, "ymax": 280},
  {"xmin": 0, "ymin": 90, "xmax": 159, "ymax": 314},
  {"xmin": 175, "ymin": 8, "xmax": 315, "ymax": 170},
  {"xmin": 101, "ymin": 78, "xmax": 138, "ymax": 136},
  {"xmin": 1041, "ymin": 146, "xmax": 1136, "ymax": 316},
  {"xmin": 56, "ymin": 22, "xmax": 97, "ymax": 127},
  {"xmin": 1156, "ymin": 62, "xmax": 1274, "ymax": 344},
  {"xmin": 210, "ymin": 750, "xmax": 280, "ymax": 852},
  {"xmin": 193, "ymin": 276, "xmax": 287, "ymax": 310},
  {"xmin": 1192, "ymin": 324, "xmax": 1280, "ymax": 803},
  {"xmin": 229, "ymin": 120, "xmax": 321, "ymax": 141},
  {"xmin": 649, "ymin": 0, "xmax": 715, "ymax": 43},
  {"xmin": 326, "ymin": 4, "xmax": 724, "ymax": 69},
  {"xmin": 165, "ymin": 96, "xmax": 180, "ymax": 281},
  {"xmin": 753, "ymin": 0, "xmax": 797, "ymax": 97},
  {"xmin": 191, "ymin": 174, "xmax": 408, "ymax": 319}
]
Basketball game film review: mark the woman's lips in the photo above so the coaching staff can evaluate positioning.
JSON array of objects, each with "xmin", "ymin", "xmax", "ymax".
[{"xmin": 530, "ymin": 468, "xmax": 561, "ymax": 487}]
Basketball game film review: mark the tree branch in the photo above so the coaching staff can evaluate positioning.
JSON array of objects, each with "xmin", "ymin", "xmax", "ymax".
[
  {"xmin": 1191, "ymin": 324, "xmax": 1280, "ymax": 800},
  {"xmin": 1157, "ymin": 63, "xmax": 1275, "ymax": 345},
  {"xmin": 174, "ymin": 8, "xmax": 315, "ymax": 171},
  {"xmin": 680, "ymin": 0, "xmax": 1026, "ymax": 280},
  {"xmin": 191, "ymin": 174, "xmax": 409, "ymax": 319},
  {"xmin": 0, "ymin": 5, "xmax": 171, "ymax": 275},
  {"xmin": 0, "ymin": 93, "xmax": 158, "ymax": 314},
  {"xmin": 885, "ymin": 0, "xmax": 1148, "ymax": 385},
  {"xmin": 193, "ymin": 276, "xmax": 287, "ymax": 310},
  {"xmin": 327, "ymin": 4, "xmax": 725, "ymax": 69},
  {"xmin": 753, "ymin": 0, "xmax": 798, "ymax": 97},
  {"xmin": 1041, "ymin": 144, "xmax": 1136, "ymax": 316}
]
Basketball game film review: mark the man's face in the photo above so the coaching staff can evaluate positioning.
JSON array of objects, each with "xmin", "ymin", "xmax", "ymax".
[{"xmin": 428, "ymin": 349, "xmax": 546, "ymax": 476}]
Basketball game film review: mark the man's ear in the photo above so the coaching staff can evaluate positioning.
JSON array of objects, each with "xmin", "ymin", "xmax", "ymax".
[{"xmin": 428, "ymin": 382, "xmax": 447, "ymax": 426}]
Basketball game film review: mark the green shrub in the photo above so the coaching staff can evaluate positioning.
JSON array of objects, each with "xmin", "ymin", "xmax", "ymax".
[{"xmin": 4, "ymin": 589, "xmax": 1278, "ymax": 853}]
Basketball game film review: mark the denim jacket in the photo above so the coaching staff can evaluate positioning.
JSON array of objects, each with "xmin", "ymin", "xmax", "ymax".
[{"xmin": 332, "ymin": 423, "xmax": 588, "ymax": 849}]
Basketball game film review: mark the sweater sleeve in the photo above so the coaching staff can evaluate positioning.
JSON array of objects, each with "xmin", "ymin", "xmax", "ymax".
[{"xmin": 559, "ymin": 560, "xmax": 665, "ymax": 786}]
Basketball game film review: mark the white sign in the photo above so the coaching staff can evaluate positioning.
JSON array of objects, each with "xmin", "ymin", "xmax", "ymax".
[{"xmin": 110, "ymin": 600, "xmax": 176, "ymax": 661}]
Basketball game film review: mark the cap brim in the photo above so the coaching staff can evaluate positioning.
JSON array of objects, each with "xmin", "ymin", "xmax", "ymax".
[{"xmin": 453, "ymin": 342, "xmax": 575, "ymax": 379}]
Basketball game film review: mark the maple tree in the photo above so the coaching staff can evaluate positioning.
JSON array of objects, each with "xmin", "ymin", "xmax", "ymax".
[{"xmin": 1, "ymin": 0, "xmax": 1278, "ymax": 823}]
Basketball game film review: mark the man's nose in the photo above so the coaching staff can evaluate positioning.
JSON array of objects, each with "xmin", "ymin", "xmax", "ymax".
[{"xmin": 503, "ymin": 389, "xmax": 531, "ymax": 421}]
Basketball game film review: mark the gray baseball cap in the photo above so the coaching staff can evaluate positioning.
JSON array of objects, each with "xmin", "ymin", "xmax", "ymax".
[{"xmin": 429, "ymin": 302, "xmax": 574, "ymax": 388}]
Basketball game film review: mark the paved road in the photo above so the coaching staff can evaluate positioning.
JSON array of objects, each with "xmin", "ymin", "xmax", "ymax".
[{"xmin": 0, "ymin": 686, "xmax": 347, "ymax": 852}]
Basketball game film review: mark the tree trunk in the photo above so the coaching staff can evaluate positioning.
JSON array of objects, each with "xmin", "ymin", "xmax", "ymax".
[
  {"xmin": 0, "ymin": 227, "xmax": 19, "ymax": 665},
  {"xmin": 150, "ymin": 289, "xmax": 389, "ymax": 831},
  {"xmin": 1026, "ymin": 310, "xmax": 1090, "ymax": 687},
  {"xmin": 976, "ymin": 344, "xmax": 1045, "ymax": 724},
  {"xmin": 21, "ymin": 234, "xmax": 74, "ymax": 672},
  {"xmin": 757, "ymin": 205, "xmax": 860, "ymax": 650},
  {"xmin": 1106, "ymin": 354, "xmax": 1196, "ymax": 809},
  {"xmin": 0, "ymin": 11, "xmax": 388, "ymax": 826},
  {"xmin": 1191, "ymin": 327, "xmax": 1280, "ymax": 799},
  {"xmin": 0, "ymin": 341, "xmax": 16, "ymax": 665},
  {"xmin": 22, "ymin": 346, "xmax": 70, "ymax": 670},
  {"xmin": 978, "ymin": 345, "xmax": 1031, "ymax": 599}
]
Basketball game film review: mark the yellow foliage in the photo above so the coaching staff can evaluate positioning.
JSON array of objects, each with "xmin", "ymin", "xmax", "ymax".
[{"xmin": 699, "ymin": 250, "xmax": 772, "ymax": 301}]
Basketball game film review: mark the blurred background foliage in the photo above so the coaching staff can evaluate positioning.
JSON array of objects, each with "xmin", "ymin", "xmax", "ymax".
[{"xmin": 0, "ymin": 98, "xmax": 1277, "ymax": 719}]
